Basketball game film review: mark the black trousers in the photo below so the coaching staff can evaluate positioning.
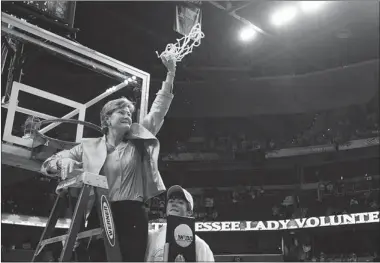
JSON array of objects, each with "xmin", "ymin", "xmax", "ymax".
[{"xmin": 78, "ymin": 200, "xmax": 148, "ymax": 262}]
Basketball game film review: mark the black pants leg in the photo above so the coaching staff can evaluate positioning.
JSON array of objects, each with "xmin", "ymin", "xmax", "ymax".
[
  {"xmin": 111, "ymin": 200, "xmax": 148, "ymax": 262},
  {"xmin": 85, "ymin": 200, "xmax": 148, "ymax": 262}
]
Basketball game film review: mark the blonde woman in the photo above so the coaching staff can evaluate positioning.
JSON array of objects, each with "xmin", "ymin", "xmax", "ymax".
[{"xmin": 41, "ymin": 57, "xmax": 176, "ymax": 261}]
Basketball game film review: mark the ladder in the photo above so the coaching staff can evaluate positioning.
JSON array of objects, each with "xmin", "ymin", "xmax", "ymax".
[{"xmin": 32, "ymin": 171, "xmax": 122, "ymax": 262}]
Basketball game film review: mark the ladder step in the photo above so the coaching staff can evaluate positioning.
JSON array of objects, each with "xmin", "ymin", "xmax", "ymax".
[
  {"xmin": 56, "ymin": 171, "xmax": 108, "ymax": 194},
  {"xmin": 36, "ymin": 228, "xmax": 103, "ymax": 256}
]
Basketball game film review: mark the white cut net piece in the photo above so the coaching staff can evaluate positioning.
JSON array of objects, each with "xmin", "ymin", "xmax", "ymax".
[{"xmin": 156, "ymin": 23, "xmax": 205, "ymax": 62}]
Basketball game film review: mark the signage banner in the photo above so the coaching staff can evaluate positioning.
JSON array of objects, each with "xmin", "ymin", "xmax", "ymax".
[
  {"xmin": 150, "ymin": 211, "xmax": 379, "ymax": 232},
  {"xmin": 266, "ymin": 137, "xmax": 380, "ymax": 158},
  {"xmin": 338, "ymin": 137, "xmax": 379, "ymax": 151},
  {"xmin": 266, "ymin": 144, "xmax": 335, "ymax": 158},
  {"xmin": 2, "ymin": 211, "xmax": 378, "ymax": 232}
]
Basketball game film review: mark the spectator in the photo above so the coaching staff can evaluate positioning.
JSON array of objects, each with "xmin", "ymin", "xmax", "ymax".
[{"xmin": 145, "ymin": 185, "xmax": 214, "ymax": 262}]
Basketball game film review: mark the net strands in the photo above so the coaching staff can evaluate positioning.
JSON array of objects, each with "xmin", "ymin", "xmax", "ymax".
[
  {"xmin": 156, "ymin": 23, "xmax": 205, "ymax": 62},
  {"xmin": 23, "ymin": 116, "xmax": 41, "ymax": 139}
]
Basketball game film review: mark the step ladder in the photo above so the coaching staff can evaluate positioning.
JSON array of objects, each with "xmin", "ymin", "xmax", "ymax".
[{"xmin": 32, "ymin": 171, "xmax": 122, "ymax": 262}]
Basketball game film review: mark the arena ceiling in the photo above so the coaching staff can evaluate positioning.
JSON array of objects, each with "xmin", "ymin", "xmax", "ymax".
[
  {"xmin": 8, "ymin": 1, "xmax": 378, "ymax": 83},
  {"xmin": 2, "ymin": 1, "xmax": 379, "ymax": 118},
  {"xmin": 71, "ymin": 1, "xmax": 379, "ymax": 79}
]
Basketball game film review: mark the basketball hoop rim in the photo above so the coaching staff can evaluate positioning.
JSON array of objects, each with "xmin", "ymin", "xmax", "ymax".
[{"xmin": 33, "ymin": 118, "xmax": 103, "ymax": 146}]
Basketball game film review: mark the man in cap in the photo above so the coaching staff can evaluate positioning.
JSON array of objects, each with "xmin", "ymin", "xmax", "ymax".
[{"xmin": 145, "ymin": 185, "xmax": 214, "ymax": 262}]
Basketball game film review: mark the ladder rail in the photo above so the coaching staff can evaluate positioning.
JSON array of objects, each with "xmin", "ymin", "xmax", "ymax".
[
  {"xmin": 32, "ymin": 191, "xmax": 67, "ymax": 262},
  {"xmin": 59, "ymin": 184, "xmax": 92, "ymax": 261},
  {"xmin": 33, "ymin": 171, "xmax": 123, "ymax": 262}
]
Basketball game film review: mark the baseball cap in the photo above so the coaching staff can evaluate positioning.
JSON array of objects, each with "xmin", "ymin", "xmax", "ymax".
[{"xmin": 167, "ymin": 185, "xmax": 194, "ymax": 212}]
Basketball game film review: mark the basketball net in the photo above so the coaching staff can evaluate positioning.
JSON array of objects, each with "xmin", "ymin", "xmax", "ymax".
[{"xmin": 156, "ymin": 23, "xmax": 205, "ymax": 62}]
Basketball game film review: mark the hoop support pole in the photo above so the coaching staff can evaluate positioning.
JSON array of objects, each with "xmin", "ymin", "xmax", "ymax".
[{"xmin": 84, "ymin": 81, "xmax": 128, "ymax": 108}]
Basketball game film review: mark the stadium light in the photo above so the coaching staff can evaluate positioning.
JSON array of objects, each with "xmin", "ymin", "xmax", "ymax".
[
  {"xmin": 271, "ymin": 6, "xmax": 298, "ymax": 27},
  {"xmin": 300, "ymin": 1, "xmax": 326, "ymax": 13},
  {"xmin": 239, "ymin": 26, "xmax": 257, "ymax": 42}
]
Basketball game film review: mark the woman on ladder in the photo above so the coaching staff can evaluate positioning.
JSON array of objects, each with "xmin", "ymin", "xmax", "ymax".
[{"xmin": 41, "ymin": 56, "xmax": 176, "ymax": 261}]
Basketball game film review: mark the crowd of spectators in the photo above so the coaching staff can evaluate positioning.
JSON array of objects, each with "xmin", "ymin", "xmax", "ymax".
[
  {"xmin": 2, "ymin": 169, "xmax": 378, "ymax": 222},
  {"xmin": 2, "ymin": 176, "xmax": 67, "ymax": 218},
  {"xmin": 2, "ymin": 98, "xmax": 378, "ymax": 261},
  {"xmin": 159, "ymin": 100, "xmax": 379, "ymax": 160},
  {"xmin": 283, "ymin": 235, "xmax": 379, "ymax": 262},
  {"xmin": 148, "ymin": 175, "xmax": 379, "ymax": 223},
  {"xmin": 1, "ymin": 172, "xmax": 378, "ymax": 262}
]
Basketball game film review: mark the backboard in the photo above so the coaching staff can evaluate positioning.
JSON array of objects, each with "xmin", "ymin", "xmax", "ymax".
[{"xmin": 1, "ymin": 12, "xmax": 151, "ymax": 171}]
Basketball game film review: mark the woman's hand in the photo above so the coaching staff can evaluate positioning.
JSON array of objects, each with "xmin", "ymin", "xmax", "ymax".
[
  {"xmin": 161, "ymin": 56, "xmax": 176, "ymax": 73},
  {"xmin": 57, "ymin": 158, "xmax": 83, "ymax": 180}
]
